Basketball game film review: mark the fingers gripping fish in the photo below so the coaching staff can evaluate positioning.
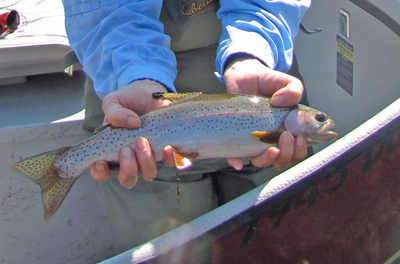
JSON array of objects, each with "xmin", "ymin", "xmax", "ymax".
[{"xmin": 13, "ymin": 93, "xmax": 337, "ymax": 219}]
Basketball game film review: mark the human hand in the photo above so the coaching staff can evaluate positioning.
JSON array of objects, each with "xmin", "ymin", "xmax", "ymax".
[
  {"xmin": 223, "ymin": 55, "xmax": 307, "ymax": 170},
  {"xmin": 91, "ymin": 79, "xmax": 176, "ymax": 188}
]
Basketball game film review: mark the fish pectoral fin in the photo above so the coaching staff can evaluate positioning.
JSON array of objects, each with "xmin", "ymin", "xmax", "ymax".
[
  {"xmin": 252, "ymin": 131, "xmax": 281, "ymax": 144},
  {"xmin": 173, "ymin": 151, "xmax": 197, "ymax": 170},
  {"xmin": 152, "ymin": 92, "xmax": 203, "ymax": 106}
]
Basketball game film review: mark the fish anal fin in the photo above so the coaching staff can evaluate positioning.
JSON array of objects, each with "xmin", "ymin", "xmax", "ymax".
[
  {"xmin": 173, "ymin": 151, "xmax": 197, "ymax": 170},
  {"xmin": 252, "ymin": 131, "xmax": 281, "ymax": 144},
  {"xmin": 13, "ymin": 146, "xmax": 79, "ymax": 219}
]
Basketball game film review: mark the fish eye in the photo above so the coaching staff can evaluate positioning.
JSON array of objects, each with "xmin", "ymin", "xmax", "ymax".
[{"xmin": 315, "ymin": 112, "xmax": 326, "ymax": 122}]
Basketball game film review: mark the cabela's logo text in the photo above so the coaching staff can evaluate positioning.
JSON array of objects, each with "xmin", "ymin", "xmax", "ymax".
[{"xmin": 182, "ymin": 0, "xmax": 215, "ymax": 16}]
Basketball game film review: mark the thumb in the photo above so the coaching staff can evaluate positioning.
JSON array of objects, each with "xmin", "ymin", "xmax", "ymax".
[
  {"xmin": 102, "ymin": 80, "xmax": 170, "ymax": 129},
  {"xmin": 102, "ymin": 93, "xmax": 141, "ymax": 128}
]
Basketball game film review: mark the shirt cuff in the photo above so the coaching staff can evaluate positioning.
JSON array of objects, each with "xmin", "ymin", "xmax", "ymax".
[
  {"xmin": 216, "ymin": 26, "xmax": 276, "ymax": 78},
  {"xmin": 94, "ymin": 65, "xmax": 177, "ymax": 99}
]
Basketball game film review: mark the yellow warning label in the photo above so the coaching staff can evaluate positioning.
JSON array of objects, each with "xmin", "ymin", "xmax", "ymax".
[
  {"xmin": 337, "ymin": 41, "xmax": 353, "ymax": 63},
  {"xmin": 336, "ymin": 35, "xmax": 353, "ymax": 95}
]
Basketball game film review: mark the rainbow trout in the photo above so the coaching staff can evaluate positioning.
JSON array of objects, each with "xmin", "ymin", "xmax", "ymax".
[{"xmin": 13, "ymin": 92, "xmax": 337, "ymax": 219}]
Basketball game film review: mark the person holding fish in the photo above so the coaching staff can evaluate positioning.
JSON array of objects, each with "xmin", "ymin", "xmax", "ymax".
[{"xmin": 61, "ymin": 0, "xmax": 312, "ymax": 257}]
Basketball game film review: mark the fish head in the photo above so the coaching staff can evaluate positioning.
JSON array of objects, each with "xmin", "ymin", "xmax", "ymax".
[{"xmin": 284, "ymin": 105, "xmax": 337, "ymax": 146}]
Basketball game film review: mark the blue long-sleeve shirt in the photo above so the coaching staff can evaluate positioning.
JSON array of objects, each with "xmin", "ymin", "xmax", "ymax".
[{"xmin": 62, "ymin": 0, "xmax": 310, "ymax": 98}]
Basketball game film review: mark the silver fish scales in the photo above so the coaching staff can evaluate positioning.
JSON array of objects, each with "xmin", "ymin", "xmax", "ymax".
[{"xmin": 13, "ymin": 92, "xmax": 337, "ymax": 219}]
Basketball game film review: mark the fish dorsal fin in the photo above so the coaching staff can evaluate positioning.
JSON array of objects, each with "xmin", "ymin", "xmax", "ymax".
[
  {"xmin": 252, "ymin": 131, "xmax": 281, "ymax": 144},
  {"xmin": 93, "ymin": 125, "xmax": 110, "ymax": 134},
  {"xmin": 173, "ymin": 151, "xmax": 198, "ymax": 170},
  {"xmin": 152, "ymin": 92, "xmax": 203, "ymax": 106}
]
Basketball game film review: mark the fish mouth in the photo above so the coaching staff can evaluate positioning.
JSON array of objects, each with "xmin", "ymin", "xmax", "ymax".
[
  {"xmin": 307, "ymin": 120, "xmax": 338, "ymax": 145},
  {"xmin": 307, "ymin": 131, "xmax": 337, "ymax": 144},
  {"xmin": 317, "ymin": 120, "xmax": 335, "ymax": 135},
  {"xmin": 320, "ymin": 130, "xmax": 338, "ymax": 140},
  {"xmin": 320, "ymin": 120, "xmax": 337, "ymax": 138}
]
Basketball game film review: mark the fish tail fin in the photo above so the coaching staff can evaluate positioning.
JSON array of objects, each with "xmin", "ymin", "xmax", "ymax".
[{"xmin": 13, "ymin": 146, "xmax": 78, "ymax": 219}]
